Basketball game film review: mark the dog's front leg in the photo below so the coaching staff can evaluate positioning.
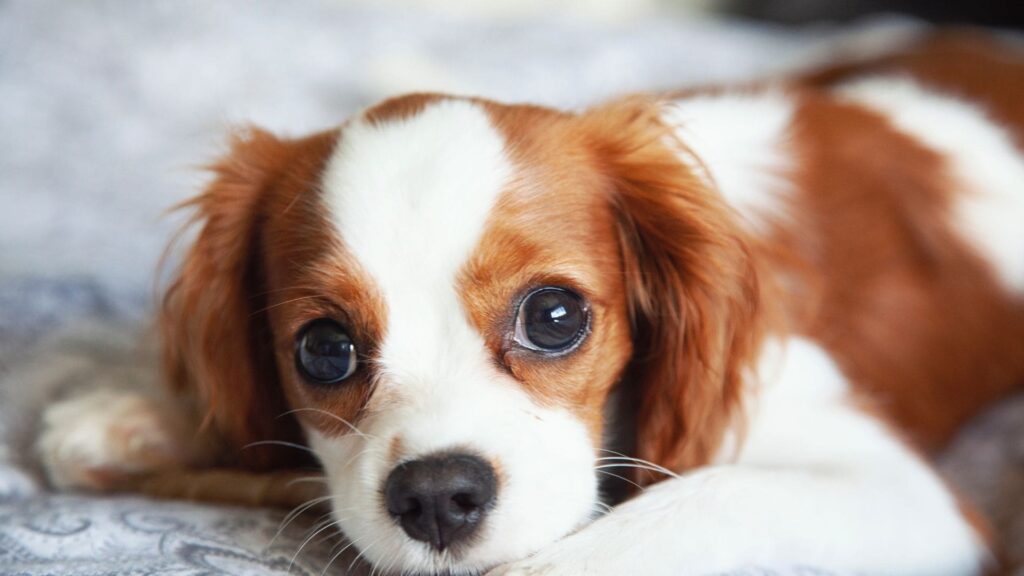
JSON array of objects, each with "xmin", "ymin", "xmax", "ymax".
[
  {"xmin": 491, "ymin": 460, "xmax": 987, "ymax": 576},
  {"xmin": 492, "ymin": 341, "xmax": 991, "ymax": 576}
]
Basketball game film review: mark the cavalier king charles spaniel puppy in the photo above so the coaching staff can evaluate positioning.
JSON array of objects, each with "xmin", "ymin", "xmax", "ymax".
[{"xmin": 38, "ymin": 32, "xmax": 1024, "ymax": 575}]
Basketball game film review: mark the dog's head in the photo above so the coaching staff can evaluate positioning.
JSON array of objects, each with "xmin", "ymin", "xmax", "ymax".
[{"xmin": 161, "ymin": 94, "xmax": 760, "ymax": 574}]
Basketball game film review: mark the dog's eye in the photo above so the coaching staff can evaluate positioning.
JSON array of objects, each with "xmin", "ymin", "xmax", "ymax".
[
  {"xmin": 514, "ymin": 287, "xmax": 589, "ymax": 353},
  {"xmin": 295, "ymin": 318, "xmax": 357, "ymax": 384}
]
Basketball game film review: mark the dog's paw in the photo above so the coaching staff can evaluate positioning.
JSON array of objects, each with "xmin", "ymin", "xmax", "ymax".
[
  {"xmin": 487, "ymin": 564, "xmax": 556, "ymax": 576},
  {"xmin": 486, "ymin": 513, "xmax": 637, "ymax": 576},
  {"xmin": 487, "ymin": 546, "xmax": 596, "ymax": 576},
  {"xmin": 37, "ymin": 388, "xmax": 189, "ymax": 491},
  {"xmin": 487, "ymin": 558, "xmax": 581, "ymax": 576}
]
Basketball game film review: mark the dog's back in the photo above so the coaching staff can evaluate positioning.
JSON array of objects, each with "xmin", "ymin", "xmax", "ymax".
[
  {"xmin": 798, "ymin": 33, "xmax": 1024, "ymax": 448},
  {"xmin": 664, "ymin": 32, "xmax": 1024, "ymax": 450}
]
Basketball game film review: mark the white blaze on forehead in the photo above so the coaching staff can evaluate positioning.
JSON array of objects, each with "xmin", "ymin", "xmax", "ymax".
[
  {"xmin": 837, "ymin": 75, "xmax": 1024, "ymax": 294},
  {"xmin": 321, "ymin": 99, "xmax": 512, "ymax": 382}
]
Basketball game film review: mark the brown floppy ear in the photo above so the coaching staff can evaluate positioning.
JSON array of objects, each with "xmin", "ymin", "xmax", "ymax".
[
  {"xmin": 160, "ymin": 127, "xmax": 306, "ymax": 470},
  {"xmin": 582, "ymin": 98, "xmax": 764, "ymax": 478}
]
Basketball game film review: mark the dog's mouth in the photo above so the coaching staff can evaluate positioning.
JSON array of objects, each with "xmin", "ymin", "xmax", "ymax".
[
  {"xmin": 330, "ymin": 538, "xmax": 501, "ymax": 576},
  {"xmin": 311, "ymin": 495, "xmax": 596, "ymax": 576},
  {"xmin": 301, "ymin": 390, "xmax": 603, "ymax": 575}
]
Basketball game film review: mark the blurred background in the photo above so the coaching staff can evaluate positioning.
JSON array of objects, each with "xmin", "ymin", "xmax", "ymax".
[{"xmin": 2, "ymin": 0, "xmax": 1020, "ymax": 314}]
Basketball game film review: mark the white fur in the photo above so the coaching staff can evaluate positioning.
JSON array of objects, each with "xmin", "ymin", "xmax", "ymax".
[
  {"xmin": 837, "ymin": 75, "xmax": 1024, "ymax": 294},
  {"xmin": 661, "ymin": 90, "xmax": 795, "ymax": 231},
  {"xmin": 37, "ymin": 387, "xmax": 189, "ymax": 490},
  {"xmin": 496, "ymin": 339, "xmax": 988, "ymax": 575},
  {"xmin": 317, "ymin": 99, "xmax": 599, "ymax": 575}
]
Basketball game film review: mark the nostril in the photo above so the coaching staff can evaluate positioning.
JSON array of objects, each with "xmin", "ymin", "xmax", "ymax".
[
  {"xmin": 450, "ymin": 492, "xmax": 480, "ymax": 513},
  {"xmin": 402, "ymin": 497, "xmax": 422, "ymax": 516},
  {"xmin": 383, "ymin": 452, "xmax": 497, "ymax": 551}
]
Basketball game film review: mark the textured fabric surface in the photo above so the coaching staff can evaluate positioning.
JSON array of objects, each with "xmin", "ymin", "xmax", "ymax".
[
  {"xmin": 0, "ymin": 494, "xmax": 341, "ymax": 576},
  {"xmin": 1, "ymin": 1, "xmax": 1021, "ymax": 574}
]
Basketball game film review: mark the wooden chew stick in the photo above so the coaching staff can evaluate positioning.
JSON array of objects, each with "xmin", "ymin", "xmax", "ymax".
[{"xmin": 121, "ymin": 468, "xmax": 329, "ymax": 509}]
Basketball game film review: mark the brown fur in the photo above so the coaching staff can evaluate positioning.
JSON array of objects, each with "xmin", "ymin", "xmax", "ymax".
[
  {"xmin": 455, "ymin": 99, "xmax": 765, "ymax": 472},
  {"xmin": 576, "ymin": 99, "xmax": 765, "ymax": 475},
  {"xmin": 785, "ymin": 38, "xmax": 1024, "ymax": 450},
  {"xmin": 458, "ymin": 103, "xmax": 633, "ymax": 445},
  {"xmin": 160, "ymin": 127, "xmax": 342, "ymax": 468},
  {"xmin": 364, "ymin": 93, "xmax": 446, "ymax": 126}
]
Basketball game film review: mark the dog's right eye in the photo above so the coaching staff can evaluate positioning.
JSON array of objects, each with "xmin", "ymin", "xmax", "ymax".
[
  {"xmin": 514, "ymin": 287, "xmax": 589, "ymax": 354},
  {"xmin": 295, "ymin": 318, "xmax": 357, "ymax": 384}
]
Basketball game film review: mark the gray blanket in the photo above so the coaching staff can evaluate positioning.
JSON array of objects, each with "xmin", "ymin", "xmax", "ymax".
[{"xmin": 1, "ymin": 2, "xmax": 1021, "ymax": 574}]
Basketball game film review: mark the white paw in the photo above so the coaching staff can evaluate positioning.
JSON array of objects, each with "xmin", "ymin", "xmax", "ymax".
[
  {"xmin": 486, "ymin": 512, "xmax": 637, "ymax": 576},
  {"xmin": 488, "ymin": 558, "xmax": 582, "ymax": 576},
  {"xmin": 37, "ymin": 388, "xmax": 189, "ymax": 491},
  {"xmin": 487, "ymin": 544, "xmax": 597, "ymax": 576}
]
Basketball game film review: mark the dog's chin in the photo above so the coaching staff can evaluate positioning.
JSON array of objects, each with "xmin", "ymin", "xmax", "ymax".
[{"xmin": 335, "ymin": 504, "xmax": 598, "ymax": 576}]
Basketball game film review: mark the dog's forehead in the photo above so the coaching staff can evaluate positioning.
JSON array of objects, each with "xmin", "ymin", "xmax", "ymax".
[
  {"xmin": 319, "ymin": 98, "xmax": 515, "ymax": 380},
  {"xmin": 322, "ymin": 99, "xmax": 511, "ymax": 288}
]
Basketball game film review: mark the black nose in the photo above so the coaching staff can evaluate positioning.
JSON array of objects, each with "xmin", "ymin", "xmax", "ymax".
[{"xmin": 384, "ymin": 453, "xmax": 497, "ymax": 551}]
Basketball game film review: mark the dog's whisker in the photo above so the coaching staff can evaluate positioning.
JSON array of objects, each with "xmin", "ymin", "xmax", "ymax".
[
  {"xmin": 339, "ymin": 445, "xmax": 377, "ymax": 472},
  {"xmin": 594, "ymin": 462, "xmax": 678, "ymax": 479},
  {"xmin": 285, "ymin": 475, "xmax": 329, "ymax": 488},
  {"xmin": 253, "ymin": 284, "xmax": 321, "ymax": 297},
  {"xmin": 345, "ymin": 534, "xmax": 386, "ymax": 576},
  {"xmin": 592, "ymin": 500, "xmax": 614, "ymax": 515},
  {"xmin": 595, "ymin": 469, "xmax": 645, "ymax": 491},
  {"xmin": 378, "ymin": 538, "xmax": 405, "ymax": 576},
  {"xmin": 595, "ymin": 463, "xmax": 669, "ymax": 486},
  {"xmin": 280, "ymin": 407, "xmax": 376, "ymax": 439},
  {"xmin": 307, "ymin": 512, "xmax": 354, "ymax": 546},
  {"xmin": 311, "ymin": 521, "xmax": 349, "ymax": 548},
  {"xmin": 596, "ymin": 449, "xmax": 679, "ymax": 478},
  {"xmin": 317, "ymin": 532, "xmax": 357, "ymax": 576},
  {"xmin": 278, "ymin": 494, "xmax": 334, "ymax": 532},
  {"xmin": 272, "ymin": 494, "xmax": 338, "ymax": 548},
  {"xmin": 251, "ymin": 294, "xmax": 324, "ymax": 317},
  {"xmin": 291, "ymin": 517, "xmax": 346, "ymax": 569},
  {"xmin": 242, "ymin": 439, "xmax": 318, "ymax": 455},
  {"xmin": 296, "ymin": 516, "xmax": 339, "ymax": 550},
  {"xmin": 296, "ymin": 518, "xmax": 344, "ymax": 569},
  {"xmin": 304, "ymin": 510, "xmax": 336, "ymax": 534},
  {"xmin": 370, "ymin": 555, "xmax": 383, "ymax": 576},
  {"xmin": 283, "ymin": 502, "xmax": 360, "ymax": 547},
  {"xmin": 319, "ymin": 531, "xmax": 373, "ymax": 576}
]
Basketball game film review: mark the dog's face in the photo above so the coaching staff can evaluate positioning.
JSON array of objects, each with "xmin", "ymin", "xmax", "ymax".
[
  {"xmin": 163, "ymin": 94, "xmax": 759, "ymax": 574},
  {"xmin": 276, "ymin": 97, "xmax": 633, "ymax": 572}
]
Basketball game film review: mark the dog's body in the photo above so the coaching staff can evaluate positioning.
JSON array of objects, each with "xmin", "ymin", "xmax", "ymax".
[{"xmin": 38, "ymin": 33, "xmax": 1024, "ymax": 575}]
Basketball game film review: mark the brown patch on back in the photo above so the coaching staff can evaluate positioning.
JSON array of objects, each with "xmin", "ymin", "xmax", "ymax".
[{"xmin": 781, "ymin": 91, "xmax": 1024, "ymax": 450}]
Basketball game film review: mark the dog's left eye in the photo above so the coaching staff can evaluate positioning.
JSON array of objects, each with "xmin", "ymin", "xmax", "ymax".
[
  {"xmin": 514, "ymin": 287, "xmax": 589, "ymax": 353},
  {"xmin": 295, "ymin": 318, "xmax": 357, "ymax": 384}
]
